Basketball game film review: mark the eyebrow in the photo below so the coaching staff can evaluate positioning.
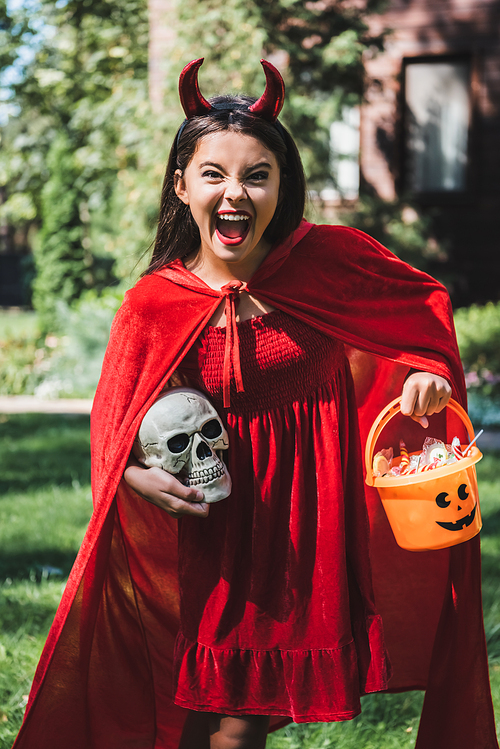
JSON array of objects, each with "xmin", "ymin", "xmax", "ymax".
[{"xmin": 199, "ymin": 161, "xmax": 273, "ymax": 172}]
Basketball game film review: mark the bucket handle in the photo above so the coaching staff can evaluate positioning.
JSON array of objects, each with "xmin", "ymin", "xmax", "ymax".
[{"xmin": 365, "ymin": 397, "xmax": 475, "ymax": 487}]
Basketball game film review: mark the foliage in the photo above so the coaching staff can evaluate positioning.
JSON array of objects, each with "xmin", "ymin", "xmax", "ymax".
[
  {"xmin": 454, "ymin": 302, "xmax": 500, "ymax": 398},
  {"xmin": 0, "ymin": 289, "xmax": 122, "ymax": 398},
  {"xmin": 0, "ymin": 0, "xmax": 149, "ymax": 324},
  {"xmin": 0, "ymin": 310, "xmax": 38, "ymax": 340},
  {"xmin": 32, "ymin": 288, "xmax": 123, "ymax": 398},
  {"xmin": 1, "ymin": 0, "xmax": 391, "ymax": 321},
  {"xmin": 172, "ymin": 0, "xmax": 386, "ymax": 188},
  {"xmin": 0, "ymin": 312, "xmax": 42, "ymax": 395},
  {"xmin": 32, "ymin": 133, "xmax": 92, "ymax": 330},
  {"xmin": 0, "ymin": 415, "xmax": 499, "ymax": 746},
  {"xmin": 336, "ymin": 195, "xmax": 448, "ymax": 274},
  {"xmin": 466, "ymin": 393, "xmax": 500, "ymax": 429},
  {"xmin": 0, "ymin": 333, "xmax": 41, "ymax": 396}
]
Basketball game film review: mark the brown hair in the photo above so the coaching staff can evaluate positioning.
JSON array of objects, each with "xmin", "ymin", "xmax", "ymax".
[{"xmin": 144, "ymin": 95, "xmax": 306, "ymax": 275}]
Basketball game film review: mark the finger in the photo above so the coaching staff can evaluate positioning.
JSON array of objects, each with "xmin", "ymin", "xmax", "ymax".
[
  {"xmin": 176, "ymin": 500, "xmax": 209, "ymax": 518},
  {"xmin": 169, "ymin": 484, "xmax": 205, "ymax": 502},
  {"xmin": 422, "ymin": 388, "xmax": 441, "ymax": 416},
  {"xmin": 166, "ymin": 496, "xmax": 210, "ymax": 518},
  {"xmin": 410, "ymin": 413, "xmax": 429, "ymax": 428},
  {"xmin": 413, "ymin": 387, "xmax": 432, "ymax": 417},
  {"xmin": 400, "ymin": 380, "xmax": 419, "ymax": 416},
  {"xmin": 149, "ymin": 468, "xmax": 205, "ymax": 502},
  {"xmin": 434, "ymin": 388, "xmax": 452, "ymax": 414}
]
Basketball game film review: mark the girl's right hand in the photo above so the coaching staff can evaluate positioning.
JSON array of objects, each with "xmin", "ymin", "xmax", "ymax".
[{"xmin": 123, "ymin": 458, "xmax": 209, "ymax": 518}]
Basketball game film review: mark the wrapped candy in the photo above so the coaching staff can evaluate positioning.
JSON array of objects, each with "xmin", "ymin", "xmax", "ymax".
[
  {"xmin": 419, "ymin": 457, "xmax": 440, "ymax": 472},
  {"xmin": 374, "ymin": 431, "xmax": 483, "ymax": 479},
  {"xmin": 372, "ymin": 447, "xmax": 393, "ymax": 477},
  {"xmin": 399, "ymin": 440, "xmax": 410, "ymax": 472},
  {"xmin": 451, "ymin": 436, "xmax": 463, "ymax": 461},
  {"xmin": 422, "ymin": 437, "xmax": 448, "ymax": 467}
]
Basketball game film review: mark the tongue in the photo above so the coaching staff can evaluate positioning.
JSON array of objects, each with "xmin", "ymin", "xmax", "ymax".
[{"xmin": 217, "ymin": 218, "xmax": 248, "ymax": 239}]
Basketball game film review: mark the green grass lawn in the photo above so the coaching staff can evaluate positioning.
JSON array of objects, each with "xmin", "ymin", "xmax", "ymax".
[{"xmin": 0, "ymin": 413, "xmax": 499, "ymax": 748}]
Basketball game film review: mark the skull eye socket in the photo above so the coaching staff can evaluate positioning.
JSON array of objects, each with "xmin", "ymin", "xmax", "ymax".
[
  {"xmin": 436, "ymin": 492, "xmax": 451, "ymax": 508},
  {"xmin": 458, "ymin": 484, "xmax": 469, "ymax": 501},
  {"xmin": 201, "ymin": 419, "xmax": 223, "ymax": 440},
  {"xmin": 167, "ymin": 433, "xmax": 190, "ymax": 453}
]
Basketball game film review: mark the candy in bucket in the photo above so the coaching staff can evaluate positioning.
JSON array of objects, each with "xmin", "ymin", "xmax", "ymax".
[
  {"xmin": 365, "ymin": 398, "xmax": 483, "ymax": 551},
  {"xmin": 372, "ymin": 430, "xmax": 484, "ymax": 478}
]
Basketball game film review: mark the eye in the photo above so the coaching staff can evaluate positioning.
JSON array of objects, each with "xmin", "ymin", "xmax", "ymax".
[
  {"xmin": 436, "ymin": 492, "xmax": 451, "ymax": 508},
  {"xmin": 247, "ymin": 171, "xmax": 269, "ymax": 182},
  {"xmin": 202, "ymin": 170, "xmax": 223, "ymax": 180},
  {"xmin": 201, "ymin": 419, "xmax": 223, "ymax": 440},
  {"xmin": 458, "ymin": 484, "xmax": 469, "ymax": 501},
  {"xmin": 167, "ymin": 433, "xmax": 190, "ymax": 453}
]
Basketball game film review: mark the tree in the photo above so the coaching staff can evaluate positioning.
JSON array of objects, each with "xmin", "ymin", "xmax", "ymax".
[
  {"xmin": 0, "ymin": 0, "xmax": 149, "ymax": 329},
  {"xmin": 1, "ymin": 0, "xmax": 388, "ymax": 329},
  {"xmin": 171, "ymin": 0, "xmax": 385, "ymax": 187}
]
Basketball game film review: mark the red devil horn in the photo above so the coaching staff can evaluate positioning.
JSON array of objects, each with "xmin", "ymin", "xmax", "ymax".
[
  {"xmin": 179, "ymin": 58, "xmax": 213, "ymax": 118},
  {"xmin": 249, "ymin": 60, "xmax": 285, "ymax": 122}
]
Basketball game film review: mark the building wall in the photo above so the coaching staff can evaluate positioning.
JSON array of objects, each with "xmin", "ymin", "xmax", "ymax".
[{"xmin": 363, "ymin": 0, "xmax": 500, "ymax": 304}]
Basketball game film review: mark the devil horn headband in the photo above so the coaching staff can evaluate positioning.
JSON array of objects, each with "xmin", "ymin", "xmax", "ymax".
[{"xmin": 178, "ymin": 58, "xmax": 285, "ymax": 122}]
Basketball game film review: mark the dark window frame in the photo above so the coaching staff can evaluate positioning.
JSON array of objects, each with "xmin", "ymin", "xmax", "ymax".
[{"xmin": 398, "ymin": 53, "xmax": 478, "ymax": 206}]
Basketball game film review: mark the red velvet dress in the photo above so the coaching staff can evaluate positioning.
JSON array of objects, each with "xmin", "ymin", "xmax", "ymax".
[
  {"xmin": 12, "ymin": 223, "xmax": 497, "ymax": 749},
  {"xmin": 174, "ymin": 309, "xmax": 390, "ymax": 722}
]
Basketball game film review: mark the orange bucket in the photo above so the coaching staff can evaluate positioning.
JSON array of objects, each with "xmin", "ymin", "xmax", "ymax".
[{"xmin": 365, "ymin": 397, "xmax": 482, "ymax": 551}]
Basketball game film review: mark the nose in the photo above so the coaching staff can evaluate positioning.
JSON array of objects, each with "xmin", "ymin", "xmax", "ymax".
[
  {"xmin": 224, "ymin": 178, "xmax": 247, "ymax": 203},
  {"xmin": 196, "ymin": 440, "xmax": 212, "ymax": 460}
]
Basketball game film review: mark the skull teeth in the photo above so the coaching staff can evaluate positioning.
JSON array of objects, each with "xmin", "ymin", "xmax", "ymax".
[{"xmin": 185, "ymin": 463, "xmax": 226, "ymax": 486}]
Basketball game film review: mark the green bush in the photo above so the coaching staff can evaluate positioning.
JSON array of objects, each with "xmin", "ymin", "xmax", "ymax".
[
  {"xmin": 31, "ymin": 134, "xmax": 119, "ymax": 334},
  {"xmin": 0, "ymin": 290, "xmax": 124, "ymax": 399},
  {"xmin": 454, "ymin": 302, "xmax": 500, "ymax": 397},
  {"xmin": 454, "ymin": 302, "xmax": 500, "ymax": 428},
  {"xmin": 31, "ymin": 134, "xmax": 90, "ymax": 333},
  {"xmin": 0, "ymin": 335, "xmax": 41, "ymax": 396},
  {"xmin": 33, "ymin": 289, "xmax": 124, "ymax": 399},
  {"xmin": 340, "ymin": 196, "xmax": 448, "ymax": 274}
]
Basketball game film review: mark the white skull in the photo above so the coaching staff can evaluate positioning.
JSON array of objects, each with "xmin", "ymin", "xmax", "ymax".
[{"xmin": 133, "ymin": 387, "xmax": 231, "ymax": 503}]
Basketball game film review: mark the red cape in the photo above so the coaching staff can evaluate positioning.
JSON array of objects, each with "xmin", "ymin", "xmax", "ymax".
[{"xmin": 13, "ymin": 222, "xmax": 498, "ymax": 749}]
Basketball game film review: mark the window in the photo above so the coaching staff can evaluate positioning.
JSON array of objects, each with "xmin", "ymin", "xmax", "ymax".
[
  {"xmin": 404, "ymin": 59, "xmax": 471, "ymax": 193},
  {"xmin": 323, "ymin": 106, "xmax": 360, "ymax": 201}
]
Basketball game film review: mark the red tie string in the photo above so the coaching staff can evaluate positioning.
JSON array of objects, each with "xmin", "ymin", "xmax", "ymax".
[{"xmin": 220, "ymin": 280, "xmax": 248, "ymax": 408}]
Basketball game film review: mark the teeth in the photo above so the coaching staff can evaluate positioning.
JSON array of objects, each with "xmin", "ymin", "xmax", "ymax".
[
  {"xmin": 186, "ymin": 463, "xmax": 225, "ymax": 485},
  {"xmin": 218, "ymin": 214, "xmax": 249, "ymax": 221}
]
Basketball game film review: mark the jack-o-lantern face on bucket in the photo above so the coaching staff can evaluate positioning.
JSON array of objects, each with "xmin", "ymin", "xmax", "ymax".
[
  {"xmin": 366, "ymin": 398, "xmax": 483, "ymax": 550},
  {"xmin": 435, "ymin": 483, "xmax": 477, "ymax": 531},
  {"xmin": 375, "ymin": 457, "xmax": 483, "ymax": 550}
]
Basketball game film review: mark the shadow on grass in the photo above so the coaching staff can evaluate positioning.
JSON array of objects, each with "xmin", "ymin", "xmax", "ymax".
[
  {"xmin": 0, "ymin": 550, "xmax": 79, "ymax": 583},
  {"xmin": 0, "ymin": 413, "xmax": 91, "ymax": 493},
  {"xmin": 1, "ymin": 413, "xmax": 92, "ymax": 581}
]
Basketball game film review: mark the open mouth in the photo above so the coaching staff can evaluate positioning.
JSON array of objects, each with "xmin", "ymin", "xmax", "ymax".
[
  {"xmin": 215, "ymin": 212, "xmax": 251, "ymax": 246},
  {"xmin": 436, "ymin": 504, "xmax": 476, "ymax": 531}
]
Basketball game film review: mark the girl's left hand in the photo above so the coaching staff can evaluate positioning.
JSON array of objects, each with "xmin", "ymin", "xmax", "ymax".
[{"xmin": 401, "ymin": 372, "xmax": 452, "ymax": 428}]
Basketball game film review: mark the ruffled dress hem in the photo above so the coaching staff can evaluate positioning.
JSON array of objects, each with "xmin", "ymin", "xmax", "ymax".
[
  {"xmin": 173, "ymin": 312, "xmax": 391, "ymax": 721},
  {"xmin": 173, "ymin": 617, "xmax": 390, "ymax": 722}
]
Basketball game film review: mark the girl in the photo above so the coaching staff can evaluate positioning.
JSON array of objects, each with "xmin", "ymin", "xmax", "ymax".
[{"xmin": 13, "ymin": 59, "xmax": 497, "ymax": 749}]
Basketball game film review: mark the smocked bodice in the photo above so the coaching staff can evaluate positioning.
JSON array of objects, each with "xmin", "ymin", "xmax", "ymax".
[{"xmin": 178, "ymin": 309, "xmax": 345, "ymax": 413}]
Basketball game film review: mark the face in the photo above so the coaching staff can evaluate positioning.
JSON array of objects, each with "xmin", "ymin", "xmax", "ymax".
[{"xmin": 174, "ymin": 130, "xmax": 281, "ymax": 273}]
